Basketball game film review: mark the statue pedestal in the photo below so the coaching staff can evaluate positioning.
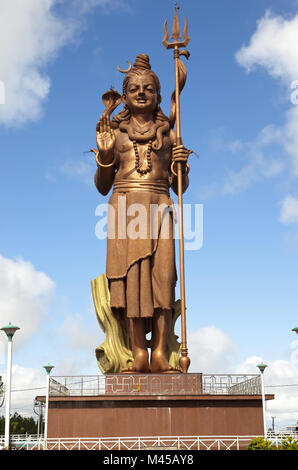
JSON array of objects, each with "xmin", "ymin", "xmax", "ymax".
[
  {"xmin": 36, "ymin": 373, "xmax": 274, "ymax": 445},
  {"xmin": 105, "ymin": 373, "xmax": 202, "ymax": 395}
]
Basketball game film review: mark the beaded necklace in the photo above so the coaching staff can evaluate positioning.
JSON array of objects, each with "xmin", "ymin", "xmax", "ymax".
[{"xmin": 133, "ymin": 140, "xmax": 153, "ymax": 175}]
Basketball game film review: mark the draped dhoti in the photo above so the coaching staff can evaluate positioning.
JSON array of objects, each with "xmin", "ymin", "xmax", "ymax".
[{"xmin": 106, "ymin": 179, "xmax": 177, "ymax": 319}]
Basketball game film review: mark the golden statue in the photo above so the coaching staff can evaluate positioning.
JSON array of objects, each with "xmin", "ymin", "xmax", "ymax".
[{"xmin": 91, "ymin": 6, "xmax": 191, "ymax": 374}]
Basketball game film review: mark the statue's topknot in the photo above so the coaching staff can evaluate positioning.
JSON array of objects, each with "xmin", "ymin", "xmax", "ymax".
[{"xmin": 132, "ymin": 54, "xmax": 151, "ymax": 71}]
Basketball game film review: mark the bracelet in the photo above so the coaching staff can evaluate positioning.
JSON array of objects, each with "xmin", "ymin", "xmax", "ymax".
[
  {"xmin": 170, "ymin": 160, "xmax": 190, "ymax": 177},
  {"xmin": 91, "ymin": 149, "xmax": 116, "ymax": 168},
  {"xmin": 96, "ymin": 156, "xmax": 116, "ymax": 168}
]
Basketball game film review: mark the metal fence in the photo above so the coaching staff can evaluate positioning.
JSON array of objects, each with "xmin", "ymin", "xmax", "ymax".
[
  {"xmin": 48, "ymin": 374, "xmax": 261, "ymax": 397},
  {"xmin": 49, "ymin": 376, "xmax": 106, "ymax": 397},
  {"xmin": 203, "ymin": 374, "xmax": 261, "ymax": 395},
  {"xmin": 0, "ymin": 434, "xmax": 43, "ymax": 442},
  {"xmin": 1, "ymin": 433, "xmax": 297, "ymax": 451},
  {"xmin": 267, "ymin": 431, "xmax": 298, "ymax": 441},
  {"xmin": 0, "ymin": 435, "xmax": 262, "ymax": 451}
]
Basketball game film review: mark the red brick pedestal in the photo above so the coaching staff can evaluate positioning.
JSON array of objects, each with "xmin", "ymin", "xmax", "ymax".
[
  {"xmin": 105, "ymin": 373, "xmax": 202, "ymax": 395},
  {"xmin": 36, "ymin": 373, "xmax": 274, "ymax": 439}
]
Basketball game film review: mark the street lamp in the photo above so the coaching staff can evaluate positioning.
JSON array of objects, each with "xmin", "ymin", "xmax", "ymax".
[
  {"xmin": 1, "ymin": 322, "xmax": 20, "ymax": 449},
  {"xmin": 0, "ymin": 376, "xmax": 4, "ymax": 408},
  {"xmin": 257, "ymin": 362, "xmax": 268, "ymax": 439},
  {"xmin": 34, "ymin": 399, "xmax": 45, "ymax": 439},
  {"xmin": 43, "ymin": 363, "xmax": 54, "ymax": 449}
]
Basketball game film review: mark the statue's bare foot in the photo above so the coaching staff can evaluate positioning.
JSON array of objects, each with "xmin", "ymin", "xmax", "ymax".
[
  {"xmin": 151, "ymin": 350, "xmax": 181, "ymax": 374},
  {"xmin": 122, "ymin": 351, "xmax": 150, "ymax": 374}
]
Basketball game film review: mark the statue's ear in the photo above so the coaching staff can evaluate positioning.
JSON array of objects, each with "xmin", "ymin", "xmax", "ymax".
[{"xmin": 122, "ymin": 94, "xmax": 127, "ymax": 105}]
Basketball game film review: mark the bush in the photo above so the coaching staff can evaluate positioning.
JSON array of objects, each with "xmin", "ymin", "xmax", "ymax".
[
  {"xmin": 247, "ymin": 437, "xmax": 275, "ymax": 450},
  {"xmin": 280, "ymin": 437, "xmax": 298, "ymax": 450},
  {"xmin": 248, "ymin": 436, "xmax": 298, "ymax": 450}
]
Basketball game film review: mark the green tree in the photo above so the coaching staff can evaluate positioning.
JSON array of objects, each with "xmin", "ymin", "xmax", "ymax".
[
  {"xmin": 0, "ymin": 413, "xmax": 37, "ymax": 435},
  {"xmin": 0, "ymin": 415, "xmax": 4, "ymax": 435}
]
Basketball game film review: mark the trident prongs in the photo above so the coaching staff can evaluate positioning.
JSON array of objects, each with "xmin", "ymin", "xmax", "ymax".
[{"xmin": 162, "ymin": 3, "xmax": 190, "ymax": 50}]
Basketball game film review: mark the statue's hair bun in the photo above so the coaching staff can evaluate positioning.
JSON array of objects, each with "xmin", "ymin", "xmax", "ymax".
[{"xmin": 133, "ymin": 54, "xmax": 151, "ymax": 71}]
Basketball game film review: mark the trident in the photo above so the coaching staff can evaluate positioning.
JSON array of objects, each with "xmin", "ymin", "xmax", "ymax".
[{"xmin": 163, "ymin": 3, "xmax": 191, "ymax": 374}]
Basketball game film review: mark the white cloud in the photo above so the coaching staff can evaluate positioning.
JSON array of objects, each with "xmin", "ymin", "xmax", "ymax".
[
  {"xmin": 236, "ymin": 356, "xmax": 298, "ymax": 428},
  {"xmin": 279, "ymin": 195, "xmax": 298, "ymax": 224},
  {"xmin": 188, "ymin": 326, "xmax": 236, "ymax": 373},
  {"xmin": 236, "ymin": 11, "xmax": 298, "ymax": 84},
  {"xmin": 189, "ymin": 326, "xmax": 298, "ymax": 429},
  {"xmin": 208, "ymin": 125, "xmax": 286, "ymax": 196},
  {"xmin": 1, "ymin": 365, "xmax": 46, "ymax": 417},
  {"xmin": 0, "ymin": 0, "xmax": 124, "ymax": 127},
  {"xmin": 0, "ymin": 254, "xmax": 55, "ymax": 344},
  {"xmin": 59, "ymin": 158, "xmax": 94, "ymax": 186},
  {"xmin": 234, "ymin": 11, "xmax": 298, "ymax": 182},
  {"xmin": 284, "ymin": 106, "xmax": 298, "ymax": 176},
  {"xmin": 54, "ymin": 312, "xmax": 102, "ymax": 375},
  {"xmin": 210, "ymin": 11, "xmax": 298, "ymax": 198},
  {"xmin": 57, "ymin": 313, "xmax": 99, "ymax": 350},
  {"xmin": 0, "ymin": 0, "xmax": 76, "ymax": 126},
  {"xmin": 222, "ymin": 164, "xmax": 257, "ymax": 196},
  {"xmin": 217, "ymin": 110, "xmax": 298, "ymax": 197}
]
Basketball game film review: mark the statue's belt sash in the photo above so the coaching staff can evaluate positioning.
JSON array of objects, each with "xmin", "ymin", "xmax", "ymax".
[{"xmin": 113, "ymin": 179, "xmax": 170, "ymax": 195}]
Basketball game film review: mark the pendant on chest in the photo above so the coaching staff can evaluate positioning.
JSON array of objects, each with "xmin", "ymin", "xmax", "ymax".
[{"xmin": 133, "ymin": 140, "xmax": 153, "ymax": 175}]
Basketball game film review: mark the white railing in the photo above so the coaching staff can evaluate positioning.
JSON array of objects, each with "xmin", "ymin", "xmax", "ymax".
[
  {"xmin": 0, "ymin": 434, "xmax": 44, "ymax": 442},
  {"xmin": 203, "ymin": 375, "xmax": 261, "ymax": 395},
  {"xmin": 3, "ymin": 432, "xmax": 298, "ymax": 450},
  {"xmin": 49, "ymin": 374, "xmax": 261, "ymax": 397},
  {"xmin": 0, "ymin": 435, "xmax": 262, "ymax": 451},
  {"xmin": 49, "ymin": 375, "xmax": 105, "ymax": 397},
  {"xmin": 267, "ymin": 431, "xmax": 298, "ymax": 441},
  {"xmin": 2, "ymin": 433, "xmax": 297, "ymax": 450}
]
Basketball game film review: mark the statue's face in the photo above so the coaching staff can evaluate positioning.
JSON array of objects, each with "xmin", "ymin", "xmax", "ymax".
[{"xmin": 123, "ymin": 74, "xmax": 159, "ymax": 115}]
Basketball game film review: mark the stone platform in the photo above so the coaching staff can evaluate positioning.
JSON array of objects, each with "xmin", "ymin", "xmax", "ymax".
[{"xmin": 36, "ymin": 373, "xmax": 274, "ymax": 439}]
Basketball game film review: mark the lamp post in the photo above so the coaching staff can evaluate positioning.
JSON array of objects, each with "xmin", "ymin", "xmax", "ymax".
[
  {"xmin": 257, "ymin": 362, "xmax": 268, "ymax": 439},
  {"xmin": 1, "ymin": 322, "xmax": 20, "ymax": 449},
  {"xmin": 43, "ymin": 364, "xmax": 54, "ymax": 449}
]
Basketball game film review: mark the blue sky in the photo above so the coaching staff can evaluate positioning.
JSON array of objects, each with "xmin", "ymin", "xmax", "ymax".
[{"xmin": 1, "ymin": 0, "xmax": 298, "ymax": 428}]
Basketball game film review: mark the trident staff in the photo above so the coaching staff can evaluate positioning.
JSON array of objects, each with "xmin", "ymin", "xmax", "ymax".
[{"xmin": 163, "ymin": 3, "xmax": 191, "ymax": 373}]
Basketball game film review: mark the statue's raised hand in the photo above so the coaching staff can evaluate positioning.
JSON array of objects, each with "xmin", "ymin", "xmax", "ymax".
[{"xmin": 96, "ymin": 115, "xmax": 116, "ymax": 157}]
